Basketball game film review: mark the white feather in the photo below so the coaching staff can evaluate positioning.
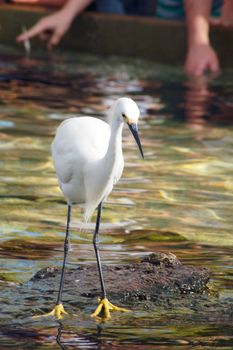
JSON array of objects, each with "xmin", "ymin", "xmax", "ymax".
[{"xmin": 51, "ymin": 97, "xmax": 140, "ymax": 221}]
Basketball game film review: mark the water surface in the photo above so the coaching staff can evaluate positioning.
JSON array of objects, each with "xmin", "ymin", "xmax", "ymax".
[{"xmin": 0, "ymin": 46, "xmax": 232, "ymax": 349}]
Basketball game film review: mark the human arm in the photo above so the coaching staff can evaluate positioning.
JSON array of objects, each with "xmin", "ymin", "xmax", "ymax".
[
  {"xmin": 16, "ymin": 0, "xmax": 94, "ymax": 49},
  {"xmin": 184, "ymin": 0, "xmax": 220, "ymax": 76}
]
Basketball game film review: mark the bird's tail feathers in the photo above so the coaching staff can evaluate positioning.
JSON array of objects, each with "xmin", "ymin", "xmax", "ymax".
[{"xmin": 83, "ymin": 204, "xmax": 96, "ymax": 224}]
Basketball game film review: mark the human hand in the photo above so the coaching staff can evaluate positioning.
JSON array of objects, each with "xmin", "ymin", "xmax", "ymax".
[
  {"xmin": 184, "ymin": 43, "xmax": 220, "ymax": 76},
  {"xmin": 16, "ymin": 10, "xmax": 73, "ymax": 49}
]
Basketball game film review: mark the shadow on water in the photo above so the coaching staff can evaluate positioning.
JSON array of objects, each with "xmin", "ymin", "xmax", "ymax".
[{"xmin": 0, "ymin": 47, "xmax": 233, "ymax": 349}]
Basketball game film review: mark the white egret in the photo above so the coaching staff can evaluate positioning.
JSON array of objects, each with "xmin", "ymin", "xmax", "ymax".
[{"xmin": 42, "ymin": 97, "xmax": 144, "ymax": 319}]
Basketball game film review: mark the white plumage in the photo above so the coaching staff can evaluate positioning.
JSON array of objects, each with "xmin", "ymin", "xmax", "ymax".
[
  {"xmin": 36, "ymin": 97, "xmax": 143, "ymax": 320},
  {"xmin": 51, "ymin": 97, "xmax": 142, "ymax": 221}
]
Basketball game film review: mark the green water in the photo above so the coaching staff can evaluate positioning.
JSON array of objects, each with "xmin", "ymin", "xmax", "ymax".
[{"xmin": 0, "ymin": 47, "xmax": 232, "ymax": 349}]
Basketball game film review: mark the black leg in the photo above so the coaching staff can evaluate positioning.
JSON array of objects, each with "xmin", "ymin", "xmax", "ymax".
[
  {"xmin": 56, "ymin": 204, "xmax": 71, "ymax": 305},
  {"xmin": 93, "ymin": 202, "xmax": 106, "ymax": 299}
]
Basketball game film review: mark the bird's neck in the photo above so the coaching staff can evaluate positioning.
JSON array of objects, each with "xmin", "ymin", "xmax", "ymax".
[
  {"xmin": 104, "ymin": 119, "xmax": 123, "ymax": 173},
  {"xmin": 84, "ymin": 118, "xmax": 123, "ymax": 219},
  {"xmin": 100, "ymin": 119, "xmax": 123, "ymax": 182}
]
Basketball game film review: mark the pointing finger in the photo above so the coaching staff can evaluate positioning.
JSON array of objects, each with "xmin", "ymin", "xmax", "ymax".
[{"xmin": 16, "ymin": 21, "xmax": 47, "ymax": 42}]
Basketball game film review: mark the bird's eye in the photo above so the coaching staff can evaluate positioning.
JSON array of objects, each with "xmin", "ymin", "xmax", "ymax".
[{"xmin": 122, "ymin": 113, "xmax": 127, "ymax": 119}]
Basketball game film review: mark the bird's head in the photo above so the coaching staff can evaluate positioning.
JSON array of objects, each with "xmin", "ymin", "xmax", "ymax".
[{"xmin": 114, "ymin": 97, "xmax": 144, "ymax": 159}]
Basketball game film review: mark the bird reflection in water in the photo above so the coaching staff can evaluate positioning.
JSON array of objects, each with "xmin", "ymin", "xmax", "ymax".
[
  {"xmin": 56, "ymin": 321, "xmax": 103, "ymax": 350},
  {"xmin": 56, "ymin": 322, "xmax": 66, "ymax": 350}
]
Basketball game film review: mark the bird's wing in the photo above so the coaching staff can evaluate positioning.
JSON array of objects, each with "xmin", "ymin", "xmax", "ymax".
[
  {"xmin": 51, "ymin": 117, "xmax": 110, "ymax": 184},
  {"xmin": 113, "ymin": 156, "xmax": 124, "ymax": 184}
]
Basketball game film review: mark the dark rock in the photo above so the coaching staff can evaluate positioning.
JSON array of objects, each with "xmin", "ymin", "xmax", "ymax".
[
  {"xmin": 30, "ymin": 267, "xmax": 60, "ymax": 281},
  {"xmin": 29, "ymin": 252, "xmax": 210, "ymax": 301},
  {"xmin": 142, "ymin": 252, "xmax": 182, "ymax": 268}
]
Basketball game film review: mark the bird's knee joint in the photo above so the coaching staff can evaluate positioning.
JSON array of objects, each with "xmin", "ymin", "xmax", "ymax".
[
  {"xmin": 64, "ymin": 241, "xmax": 70, "ymax": 253},
  {"xmin": 93, "ymin": 236, "xmax": 100, "ymax": 245},
  {"xmin": 93, "ymin": 240, "xmax": 100, "ymax": 251}
]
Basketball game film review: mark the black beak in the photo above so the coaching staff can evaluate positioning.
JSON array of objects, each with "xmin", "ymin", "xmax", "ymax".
[{"xmin": 128, "ymin": 123, "xmax": 144, "ymax": 159}]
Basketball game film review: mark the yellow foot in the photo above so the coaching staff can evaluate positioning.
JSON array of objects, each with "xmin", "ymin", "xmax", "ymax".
[
  {"xmin": 32, "ymin": 303, "xmax": 68, "ymax": 320},
  {"xmin": 91, "ymin": 297, "xmax": 130, "ymax": 319}
]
